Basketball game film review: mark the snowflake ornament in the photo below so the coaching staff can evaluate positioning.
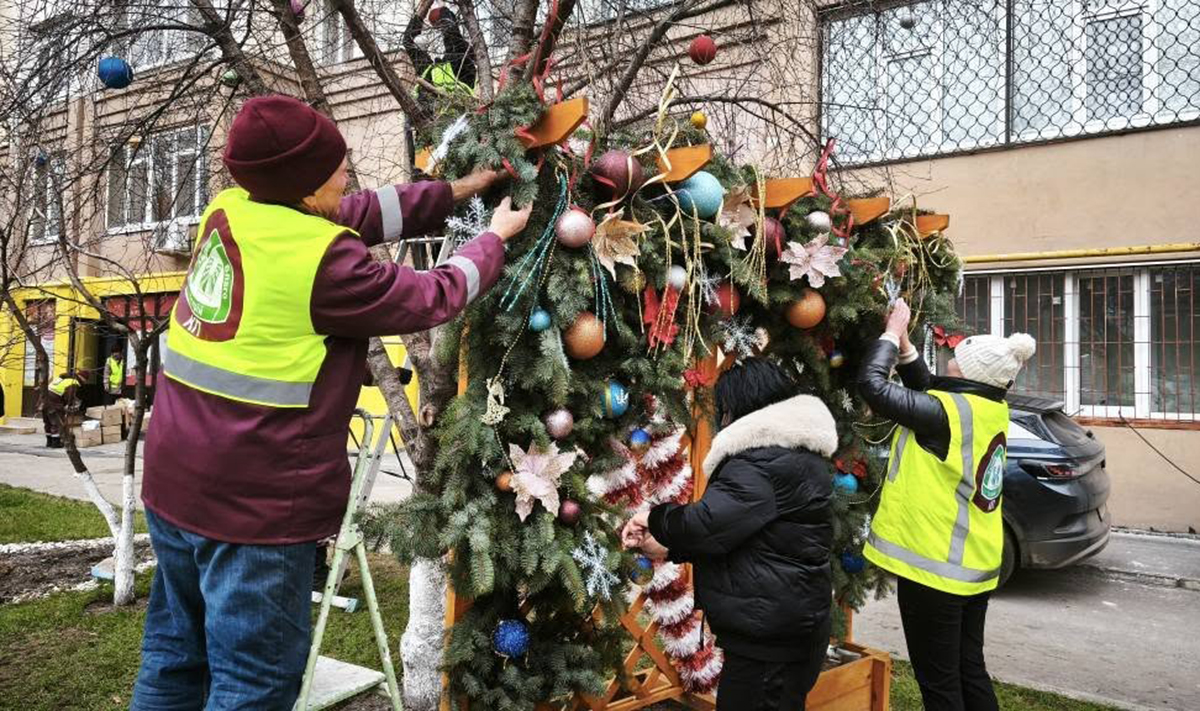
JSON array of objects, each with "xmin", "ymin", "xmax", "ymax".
[
  {"xmin": 884, "ymin": 274, "xmax": 902, "ymax": 306},
  {"xmin": 445, "ymin": 196, "xmax": 492, "ymax": 250},
  {"xmin": 572, "ymin": 531, "xmax": 619, "ymax": 600},
  {"xmin": 509, "ymin": 441, "xmax": 579, "ymax": 521},
  {"xmin": 780, "ymin": 234, "xmax": 849, "ymax": 288},
  {"xmin": 718, "ymin": 315, "xmax": 764, "ymax": 359},
  {"xmin": 839, "ymin": 389, "xmax": 855, "ymax": 413}
]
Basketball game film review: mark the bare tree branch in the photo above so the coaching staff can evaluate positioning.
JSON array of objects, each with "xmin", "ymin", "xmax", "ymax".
[
  {"xmin": 525, "ymin": 0, "xmax": 578, "ymax": 82},
  {"xmin": 507, "ymin": 0, "xmax": 539, "ymax": 65},
  {"xmin": 454, "ymin": 0, "xmax": 494, "ymax": 103},
  {"xmin": 329, "ymin": 0, "xmax": 432, "ymax": 128},
  {"xmin": 190, "ymin": 0, "xmax": 270, "ymax": 95}
]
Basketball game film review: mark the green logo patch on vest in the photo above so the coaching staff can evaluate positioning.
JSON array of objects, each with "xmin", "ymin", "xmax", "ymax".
[
  {"xmin": 187, "ymin": 229, "xmax": 234, "ymax": 324},
  {"xmin": 973, "ymin": 432, "xmax": 1006, "ymax": 513}
]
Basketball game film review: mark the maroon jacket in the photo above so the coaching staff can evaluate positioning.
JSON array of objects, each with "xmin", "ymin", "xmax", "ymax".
[{"xmin": 143, "ymin": 181, "xmax": 503, "ymax": 544}]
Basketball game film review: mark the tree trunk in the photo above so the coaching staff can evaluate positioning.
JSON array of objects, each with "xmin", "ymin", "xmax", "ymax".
[{"xmin": 399, "ymin": 556, "xmax": 447, "ymax": 710}]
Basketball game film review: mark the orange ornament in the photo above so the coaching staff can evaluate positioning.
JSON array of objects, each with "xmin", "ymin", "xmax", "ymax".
[
  {"xmin": 496, "ymin": 471, "xmax": 513, "ymax": 492},
  {"xmin": 564, "ymin": 311, "xmax": 606, "ymax": 360},
  {"xmin": 786, "ymin": 289, "xmax": 826, "ymax": 329}
]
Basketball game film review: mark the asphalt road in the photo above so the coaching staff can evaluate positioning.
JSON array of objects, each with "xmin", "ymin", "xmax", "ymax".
[{"xmin": 855, "ymin": 532, "xmax": 1200, "ymax": 711}]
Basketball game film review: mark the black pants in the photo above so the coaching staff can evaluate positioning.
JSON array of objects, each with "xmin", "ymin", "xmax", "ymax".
[
  {"xmin": 897, "ymin": 577, "xmax": 999, "ymax": 711},
  {"xmin": 715, "ymin": 616, "xmax": 830, "ymax": 711}
]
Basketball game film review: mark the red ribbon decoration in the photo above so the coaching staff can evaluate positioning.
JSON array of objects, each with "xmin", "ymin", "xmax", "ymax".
[
  {"xmin": 932, "ymin": 325, "xmax": 966, "ymax": 349},
  {"xmin": 644, "ymin": 285, "xmax": 680, "ymax": 349},
  {"xmin": 812, "ymin": 138, "xmax": 855, "ymax": 245}
]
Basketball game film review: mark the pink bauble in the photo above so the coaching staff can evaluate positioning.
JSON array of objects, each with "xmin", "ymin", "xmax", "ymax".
[
  {"xmin": 757, "ymin": 216, "xmax": 787, "ymax": 259},
  {"xmin": 289, "ymin": 0, "xmax": 305, "ymax": 20},
  {"xmin": 689, "ymin": 35, "xmax": 718, "ymax": 65},
  {"xmin": 590, "ymin": 150, "xmax": 645, "ymax": 201},
  {"xmin": 543, "ymin": 408, "xmax": 575, "ymax": 440},
  {"xmin": 558, "ymin": 499, "xmax": 583, "ymax": 525},
  {"xmin": 556, "ymin": 208, "xmax": 595, "ymax": 248}
]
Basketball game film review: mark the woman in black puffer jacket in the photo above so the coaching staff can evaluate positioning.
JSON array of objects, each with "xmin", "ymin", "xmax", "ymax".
[{"xmin": 622, "ymin": 358, "xmax": 838, "ymax": 711}]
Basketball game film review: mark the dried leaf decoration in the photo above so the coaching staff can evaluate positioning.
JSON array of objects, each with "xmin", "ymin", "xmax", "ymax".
[
  {"xmin": 719, "ymin": 186, "xmax": 757, "ymax": 250},
  {"xmin": 592, "ymin": 210, "xmax": 646, "ymax": 278}
]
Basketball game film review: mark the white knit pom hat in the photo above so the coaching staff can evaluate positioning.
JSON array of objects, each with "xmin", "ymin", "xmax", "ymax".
[{"xmin": 953, "ymin": 333, "xmax": 1037, "ymax": 389}]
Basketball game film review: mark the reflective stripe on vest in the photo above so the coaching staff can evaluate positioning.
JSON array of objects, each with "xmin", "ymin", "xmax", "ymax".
[
  {"xmin": 865, "ymin": 389, "xmax": 1008, "ymax": 595},
  {"xmin": 163, "ymin": 189, "xmax": 351, "ymax": 408},
  {"xmin": 107, "ymin": 357, "xmax": 124, "ymax": 390}
]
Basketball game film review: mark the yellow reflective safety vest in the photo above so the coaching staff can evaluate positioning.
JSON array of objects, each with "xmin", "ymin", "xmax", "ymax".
[
  {"xmin": 865, "ymin": 390, "xmax": 1009, "ymax": 595},
  {"xmin": 107, "ymin": 356, "xmax": 125, "ymax": 392},
  {"xmin": 162, "ymin": 188, "xmax": 353, "ymax": 408},
  {"xmin": 49, "ymin": 377, "xmax": 80, "ymax": 396},
  {"xmin": 422, "ymin": 61, "xmax": 475, "ymax": 95}
]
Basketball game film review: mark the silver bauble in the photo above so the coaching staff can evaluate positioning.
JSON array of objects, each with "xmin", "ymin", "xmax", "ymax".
[
  {"xmin": 555, "ymin": 209, "xmax": 596, "ymax": 248},
  {"xmin": 667, "ymin": 265, "xmax": 688, "ymax": 291},
  {"xmin": 805, "ymin": 210, "xmax": 833, "ymax": 234},
  {"xmin": 544, "ymin": 408, "xmax": 575, "ymax": 439}
]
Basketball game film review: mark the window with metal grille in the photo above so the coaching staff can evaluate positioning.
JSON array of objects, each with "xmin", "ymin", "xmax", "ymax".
[
  {"xmin": 821, "ymin": 0, "xmax": 1200, "ymax": 165},
  {"xmin": 955, "ymin": 264, "xmax": 1200, "ymax": 422}
]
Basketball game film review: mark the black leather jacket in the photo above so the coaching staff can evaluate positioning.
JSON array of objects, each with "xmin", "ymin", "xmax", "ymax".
[{"xmin": 857, "ymin": 339, "xmax": 1007, "ymax": 460}]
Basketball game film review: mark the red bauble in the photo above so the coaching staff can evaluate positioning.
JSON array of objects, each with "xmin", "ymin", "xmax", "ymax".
[
  {"xmin": 688, "ymin": 35, "xmax": 718, "ymax": 65},
  {"xmin": 756, "ymin": 216, "xmax": 787, "ymax": 259},
  {"xmin": 590, "ymin": 150, "xmax": 646, "ymax": 200},
  {"xmin": 558, "ymin": 499, "xmax": 582, "ymax": 525},
  {"xmin": 564, "ymin": 312, "xmax": 605, "ymax": 360},
  {"xmin": 786, "ymin": 289, "xmax": 826, "ymax": 329},
  {"xmin": 707, "ymin": 281, "xmax": 741, "ymax": 318}
]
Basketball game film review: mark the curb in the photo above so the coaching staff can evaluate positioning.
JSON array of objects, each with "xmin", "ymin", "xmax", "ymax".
[{"xmin": 1079, "ymin": 562, "xmax": 1200, "ymax": 591}]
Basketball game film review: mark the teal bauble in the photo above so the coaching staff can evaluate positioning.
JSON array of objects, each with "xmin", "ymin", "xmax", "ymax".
[
  {"xmin": 529, "ymin": 309, "xmax": 552, "ymax": 332},
  {"xmin": 676, "ymin": 171, "xmax": 724, "ymax": 220},
  {"xmin": 834, "ymin": 472, "xmax": 859, "ymax": 494},
  {"xmin": 603, "ymin": 381, "xmax": 630, "ymax": 418}
]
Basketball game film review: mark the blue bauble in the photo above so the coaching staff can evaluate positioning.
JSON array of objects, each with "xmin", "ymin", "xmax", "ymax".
[
  {"xmin": 493, "ymin": 619, "xmax": 530, "ymax": 657},
  {"xmin": 834, "ymin": 472, "xmax": 859, "ymax": 494},
  {"xmin": 630, "ymin": 555, "xmax": 654, "ymax": 582},
  {"xmin": 603, "ymin": 380, "xmax": 630, "ymax": 418},
  {"xmin": 841, "ymin": 552, "xmax": 866, "ymax": 574},
  {"xmin": 675, "ymin": 171, "xmax": 725, "ymax": 220},
  {"xmin": 529, "ymin": 308, "xmax": 552, "ymax": 332},
  {"xmin": 829, "ymin": 349, "xmax": 845, "ymax": 369},
  {"xmin": 98, "ymin": 57, "xmax": 134, "ymax": 90},
  {"xmin": 629, "ymin": 427, "xmax": 652, "ymax": 451}
]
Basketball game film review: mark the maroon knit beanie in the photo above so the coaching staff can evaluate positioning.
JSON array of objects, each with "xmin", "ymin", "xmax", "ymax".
[{"xmin": 222, "ymin": 95, "xmax": 347, "ymax": 203}]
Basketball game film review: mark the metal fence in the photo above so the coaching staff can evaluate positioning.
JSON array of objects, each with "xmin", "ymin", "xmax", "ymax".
[{"xmin": 820, "ymin": 0, "xmax": 1200, "ymax": 165}]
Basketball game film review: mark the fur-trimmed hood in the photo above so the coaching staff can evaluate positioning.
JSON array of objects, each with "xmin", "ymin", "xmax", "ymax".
[{"xmin": 703, "ymin": 394, "xmax": 838, "ymax": 476}]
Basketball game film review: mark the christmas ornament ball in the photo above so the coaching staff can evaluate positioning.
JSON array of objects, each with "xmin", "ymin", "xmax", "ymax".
[
  {"xmin": 758, "ymin": 216, "xmax": 788, "ymax": 259},
  {"xmin": 290, "ymin": 0, "xmax": 305, "ymax": 20},
  {"xmin": 676, "ymin": 171, "xmax": 725, "ymax": 220},
  {"xmin": 220, "ymin": 69, "xmax": 241, "ymax": 87},
  {"xmin": 564, "ymin": 312, "xmax": 605, "ymax": 360},
  {"xmin": 829, "ymin": 349, "xmax": 845, "ymax": 369},
  {"xmin": 529, "ymin": 308, "xmax": 552, "ymax": 332},
  {"xmin": 688, "ymin": 34, "xmax": 718, "ymax": 65},
  {"xmin": 834, "ymin": 472, "xmax": 859, "ymax": 494},
  {"xmin": 603, "ymin": 380, "xmax": 630, "ymax": 418},
  {"xmin": 786, "ymin": 289, "xmax": 826, "ymax": 329},
  {"xmin": 629, "ymin": 427, "xmax": 652, "ymax": 452},
  {"xmin": 805, "ymin": 210, "xmax": 833, "ymax": 233},
  {"xmin": 630, "ymin": 555, "xmax": 655, "ymax": 583},
  {"xmin": 690, "ymin": 111, "xmax": 708, "ymax": 130},
  {"xmin": 591, "ymin": 150, "xmax": 645, "ymax": 200},
  {"xmin": 556, "ymin": 208, "xmax": 596, "ymax": 248},
  {"xmin": 841, "ymin": 552, "xmax": 867, "ymax": 574},
  {"xmin": 98, "ymin": 57, "xmax": 134, "ymax": 90},
  {"xmin": 667, "ymin": 265, "xmax": 688, "ymax": 291},
  {"xmin": 493, "ymin": 619, "xmax": 531, "ymax": 657},
  {"xmin": 899, "ymin": 13, "xmax": 917, "ymax": 30},
  {"xmin": 558, "ymin": 499, "xmax": 583, "ymax": 525},
  {"xmin": 708, "ymin": 281, "xmax": 741, "ymax": 317},
  {"xmin": 495, "ymin": 471, "xmax": 514, "ymax": 492},
  {"xmin": 543, "ymin": 408, "xmax": 575, "ymax": 440},
  {"xmin": 34, "ymin": 152, "xmax": 48, "ymax": 167}
]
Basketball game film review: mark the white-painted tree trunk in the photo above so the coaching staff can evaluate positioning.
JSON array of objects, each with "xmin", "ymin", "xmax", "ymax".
[
  {"xmin": 72, "ymin": 469, "xmax": 119, "ymax": 538},
  {"xmin": 400, "ymin": 557, "xmax": 447, "ymax": 711},
  {"xmin": 112, "ymin": 471, "xmax": 138, "ymax": 605}
]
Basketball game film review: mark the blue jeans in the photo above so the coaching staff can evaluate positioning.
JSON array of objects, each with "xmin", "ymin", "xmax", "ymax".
[{"xmin": 131, "ymin": 509, "xmax": 316, "ymax": 711}]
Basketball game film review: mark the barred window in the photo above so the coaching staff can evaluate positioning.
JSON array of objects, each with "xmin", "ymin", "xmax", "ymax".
[
  {"xmin": 821, "ymin": 1, "xmax": 1200, "ymax": 165},
  {"xmin": 955, "ymin": 264, "xmax": 1200, "ymax": 422},
  {"xmin": 107, "ymin": 125, "xmax": 209, "ymax": 231}
]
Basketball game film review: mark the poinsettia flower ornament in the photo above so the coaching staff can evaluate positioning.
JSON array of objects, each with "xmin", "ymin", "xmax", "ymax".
[
  {"xmin": 780, "ymin": 233, "xmax": 849, "ymax": 288},
  {"xmin": 508, "ymin": 442, "xmax": 579, "ymax": 521}
]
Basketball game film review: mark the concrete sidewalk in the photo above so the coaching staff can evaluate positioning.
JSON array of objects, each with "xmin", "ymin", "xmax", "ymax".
[
  {"xmin": 1082, "ymin": 528, "xmax": 1200, "ymax": 588},
  {"xmin": 0, "ymin": 431, "xmax": 414, "ymax": 509}
]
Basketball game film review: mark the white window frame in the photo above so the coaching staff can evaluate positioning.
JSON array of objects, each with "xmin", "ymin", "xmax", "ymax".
[
  {"xmin": 127, "ymin": 0, "xmax": 208, "ymax": 73},
  {"xmin": 317, "ymin": 0, "xmax": 359, "ymax": 66},
  {"xmin": 967, "ymin": 261, "xmax": 1200, "ymax": 421},
  {"xmin": 27, "ymin": 153, "xmax": 64, "ymax": 246},
  {"xmin": 106, "ymin": 125, "xmax": 209, "ymax": 237}
]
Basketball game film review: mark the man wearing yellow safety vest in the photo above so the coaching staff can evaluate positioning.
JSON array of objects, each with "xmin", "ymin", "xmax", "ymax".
[
  {"xmin": 131, "ymin": 95, "xmax": 530, "ymax": 710},
  {"xmin": 43, "ymin": 371, "xmax": 81, "ymax": 449},
  {"xmin": 103, "ymin": 344, "xmax": 125, "ymax": 405},
  {"xmin": 858, "ymin": 298, "xmax": 1036, "ymax": 711},
  {"xmin": 405, "ymin": 5, "xmax": 477, "ymax": 101}
]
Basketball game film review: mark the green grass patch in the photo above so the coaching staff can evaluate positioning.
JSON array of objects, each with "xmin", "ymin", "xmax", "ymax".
[
  {"xmin": 0, "ymin": 553, "xmax": 408, "ymax": 711},
  {"xmin": 890, "ymin": 659, "xmax": 1120, "ymax": 711},
  {"xmin": 0, "ymin": 484, "xmax": 147, "ymax": 544}
]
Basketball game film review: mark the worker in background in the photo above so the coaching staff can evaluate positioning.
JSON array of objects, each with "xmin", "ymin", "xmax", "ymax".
[
  {"xmin": 44, "ymin": 371, "xmax": 81, "ymax": 449},
  {"xmin": 103, "ymin": 344, "xmax": 125, "ymax": 406},
  {"xmin": 858, "ymin": 298, "xmax": 1035, "ymax": 711},
  {"xmin": 130, "ymin": 94, "xmax": 531, "ymax": 710},
  {"xmin": 404, "ymin": 5, "xmax": 478, "ymax": 100}
]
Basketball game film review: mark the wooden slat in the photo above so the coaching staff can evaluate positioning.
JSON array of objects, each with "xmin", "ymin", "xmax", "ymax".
[
  {"xmin": 752, "ymin": 177, "xmax": 814, "ymax": 210},
  {"xmin": 517, "ymin": 97, "xmax": 589, "ymax": 149},
  {"xmin": 655, "ymin": 144, "xmax": 712, "ymax": 183},
  {"xmin": 847, "ymin": 197, "xmax": 891, "ymax": 225},
  {"xmin": 415, "ymin": 147, "xmax": 432, "ymax": 173},
  {"xmin": 916, "ymin": 213, "xmax": 950, "ymax": 237}
]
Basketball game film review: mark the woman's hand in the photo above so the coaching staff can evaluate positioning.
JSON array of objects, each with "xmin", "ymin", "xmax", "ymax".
[
  {"xmin": 450, "ymin": 169, "xmax": 507, "ymax": 203},
  {"xmin": 621, "ymin": 511, "xmax": 650, "ymax": 549},
  {"xmin": 639, "ymin": 535, "xmax": 669, "ymax": 561},
  {"xmin": 885, "ymin": 297, "xmax": 911, "ymax": 341},
  {"xmin": 488, "ymin": 197, "xmax": 533, "ymax": 243}
]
